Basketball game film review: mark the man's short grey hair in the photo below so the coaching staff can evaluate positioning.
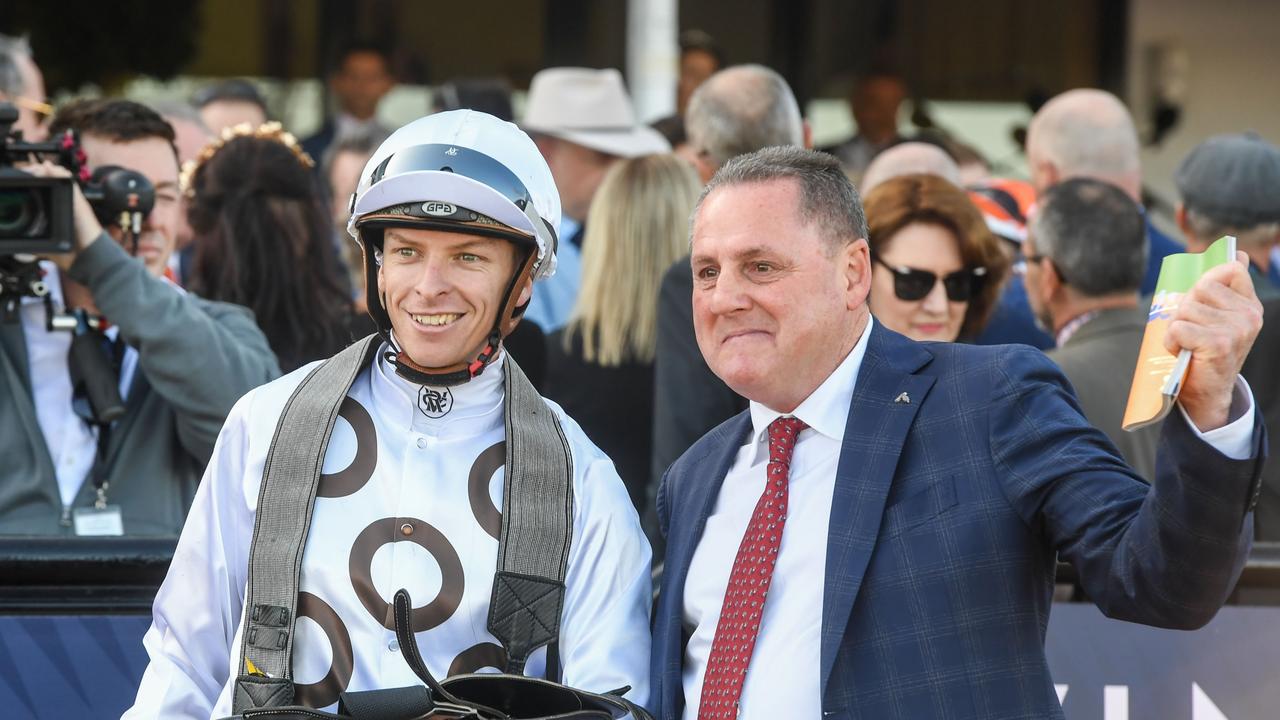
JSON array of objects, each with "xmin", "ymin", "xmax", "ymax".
[
  {"xmin": 0, "ymin": 34, "xmax": 33, "ymax": 98},
  {"xmin": 696, "ymin": 146, "xmax": 867, "ymax": 248},
  {"xmin": 1030, "ymin": 178, "xmax": 1147, "ymax": 297},
  {"xmin": 1029, "ymin": 89, "xmax": 1140, "ymax": 180},
  {"xmin": 1184, "ymin": 208, "xmax": 1280, "ymax": 250},
  {"xmin": 685, "ymin": 64, "xmax": 804, "ymax": 171},
  {"xmin": 861, "ymin": 141, "xmax": 961, "ymax": 193}
]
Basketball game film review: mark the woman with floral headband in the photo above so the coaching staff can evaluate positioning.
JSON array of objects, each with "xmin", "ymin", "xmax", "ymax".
[{"xmin": 184, "ymin": 122, "xmax": 359, "ymax": 371}]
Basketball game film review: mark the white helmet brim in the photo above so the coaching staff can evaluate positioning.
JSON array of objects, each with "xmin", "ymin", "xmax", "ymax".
[{"xmin": 348, "ymin": 111, "xmax": 561, "ymax": 280}]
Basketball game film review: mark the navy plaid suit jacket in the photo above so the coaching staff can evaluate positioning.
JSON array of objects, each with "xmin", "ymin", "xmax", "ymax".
[{"xmin": 651, "ymin": 323, "xmax": 1265, "ymax": 719}]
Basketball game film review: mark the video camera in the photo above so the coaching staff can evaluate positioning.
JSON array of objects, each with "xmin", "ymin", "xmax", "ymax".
[
  {"xmin": 2, "ymin": 101, "xmax": 161, "ymax": 422},
  {"xmin": 2, "ymin": 101, "xmax": 159, "ymax": 256},
  {"xmin": 1, "ymin": 100, "xmax": 157, "ymax": 311}
]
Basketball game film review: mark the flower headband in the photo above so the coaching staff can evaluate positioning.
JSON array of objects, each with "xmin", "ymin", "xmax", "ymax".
[{"xmin": 180, "ymin": 121, "xmax": 315, "ymax": 198}]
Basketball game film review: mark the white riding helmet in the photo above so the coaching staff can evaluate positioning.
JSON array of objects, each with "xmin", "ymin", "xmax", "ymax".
[
  {"xmin": 348, "ymin": 110, "xmax": 561, "ymax": 386},
  {"xmin": 349, "ymin": 109, "xmax": 560, "ymax": 277}
]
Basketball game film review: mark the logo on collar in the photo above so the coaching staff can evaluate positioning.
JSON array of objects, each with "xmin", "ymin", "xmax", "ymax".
[{"xmin": 418, "ymin": 386, "xmax": 454, "ymax": 418}]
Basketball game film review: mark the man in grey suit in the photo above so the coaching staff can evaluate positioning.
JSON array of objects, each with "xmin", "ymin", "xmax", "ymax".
[
  {"xmin": 1173, "ymin": 132, "xmax": 1280, "ymax": 301},
  {"xmin": 649, "ymin": 64, "xmax": 807, "ymax": 538},
  {"xmin": 2, "ymin": 99, "xmax": 279, "ymax": 536},
  {"xmin": 1170, "ymin": 132, "xmax": 1280, "ymax": 536},
  {"xmin": 1024, "ymin": 178, "xmax": 1159, "ymax": 478}
]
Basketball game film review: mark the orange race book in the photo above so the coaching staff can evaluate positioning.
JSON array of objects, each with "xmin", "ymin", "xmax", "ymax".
[{"xmin": 1122, "ymin": 235, "xmax": 1237, "ymax": 432}]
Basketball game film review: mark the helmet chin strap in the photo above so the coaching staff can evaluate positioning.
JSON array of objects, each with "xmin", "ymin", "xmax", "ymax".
[{"xmin": 382, "ymin": 326, "xmax": 501, "ymax": 388}]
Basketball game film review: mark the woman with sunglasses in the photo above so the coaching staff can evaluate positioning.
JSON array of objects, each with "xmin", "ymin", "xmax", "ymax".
[{"xmin": 863, "ymin": 173, "xmax": 1010, "ymax": 342}]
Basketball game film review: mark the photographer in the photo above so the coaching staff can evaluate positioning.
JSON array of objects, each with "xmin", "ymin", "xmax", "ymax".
[
  {"xmin": 1, "ymin": 99, "xmax": 280, "ymax": 536},
  {"xmin": 0, "ymin": 33, "xmax": 48, "ymax": 141}
]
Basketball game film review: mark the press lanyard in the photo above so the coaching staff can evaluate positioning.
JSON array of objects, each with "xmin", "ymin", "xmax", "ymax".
[
  {"xmin": 89, "ymin": 421, "xmax": 113, "ymax": 509},
  {"xmin": 70, "ymin": 419, "xmax": 124, "ymax": 536},
  {"xmin": 68, "ymin": 321, "xmax": 127, "ymax": 536}
]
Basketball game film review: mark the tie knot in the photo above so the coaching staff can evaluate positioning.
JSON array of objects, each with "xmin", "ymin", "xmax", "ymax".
[{"xmin": 766, "ymin": 416, "xmax": 807, "ymax": 466}]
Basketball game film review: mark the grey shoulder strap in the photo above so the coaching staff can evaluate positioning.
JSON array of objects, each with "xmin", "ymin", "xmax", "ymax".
[
  {"xmin": 233, "ymin": 342, "xmax": 575, "ymax": 712},
  {"xmin": 487, "ymin": 356, "xmax": 575, "ymax": 675},
  {"xmin": 235, "ymin": 334, "xmax": 380, "ymax": 711}
]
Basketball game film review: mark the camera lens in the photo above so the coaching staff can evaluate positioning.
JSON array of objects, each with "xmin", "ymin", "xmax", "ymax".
[{"xmin": 0, "ymin": 188, "xmax": 47, "ymax": 237}]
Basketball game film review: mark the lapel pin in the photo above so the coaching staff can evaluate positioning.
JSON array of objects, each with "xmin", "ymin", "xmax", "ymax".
[{"xmin": 893, "ymin": 392, "xmax": 911, "ymax": 405}]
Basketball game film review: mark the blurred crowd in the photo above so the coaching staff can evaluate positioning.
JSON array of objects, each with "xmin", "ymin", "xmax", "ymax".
[{"xmin": 0, "ymin": 29, "xmax": 1278, "ymax": 542}]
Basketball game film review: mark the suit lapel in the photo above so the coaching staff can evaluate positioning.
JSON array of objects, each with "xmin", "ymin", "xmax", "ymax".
[
  {"xmin": 660, "ymin": 411, "xmax": 751, "ymax": 715},
  {"xmin": 0, "ymin": 319, "xmax": 59, "ymax": 487},
  {"xmin": 820, "ymin": 324, "xmax": 935, "ymax": 692},
  {"xmin": 0, "ymin": 321, "xmax": 31, "ymax": 394}
]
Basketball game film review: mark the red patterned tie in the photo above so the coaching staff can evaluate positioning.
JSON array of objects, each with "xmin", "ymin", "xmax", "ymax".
[{"xmin": 698, "ymin": 415, "xmax": 808, "ymax": 719}]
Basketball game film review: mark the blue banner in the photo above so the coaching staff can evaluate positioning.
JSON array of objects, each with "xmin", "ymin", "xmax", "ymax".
[
  {"xmin": 3, "ymin": 604, "xmax": 1280, "ymax": 718},
  {"xmin": 1046, "ymin": 604, "xmax": 1280, "ymax": 719},
  {"xmin": 0, "ymin": 615, "xmax": 150, "ymax": 720}
]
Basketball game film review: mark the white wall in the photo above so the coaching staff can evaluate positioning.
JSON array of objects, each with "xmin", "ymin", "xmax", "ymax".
[{"xmin": 1127, "ymin": 0, "xmax": 1280, "ymax": 211}]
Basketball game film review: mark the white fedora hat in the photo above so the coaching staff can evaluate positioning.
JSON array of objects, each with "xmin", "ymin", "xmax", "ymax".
[{"xmin": 522, "ymin": 67, "xmax": 671, "ymax": 158}]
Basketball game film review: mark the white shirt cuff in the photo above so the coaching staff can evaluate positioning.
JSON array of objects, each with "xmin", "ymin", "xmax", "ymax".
[{"xmin": 1177, "ymin": 376, "xmax": 1257, "ymax": 461}]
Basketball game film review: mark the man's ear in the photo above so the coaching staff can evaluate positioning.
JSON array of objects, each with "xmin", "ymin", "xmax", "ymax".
[
  {"xmin": 1175, "ymin": 202, "xmax": 1191, "ymax": 236},
  {"xmin": 1043, "ymin": 161, "xmax": 1061, "ymax": 189},
  {"xmin": 693, "ymin": 152, "xmax": 717, "ymax": 184},
  {"xmin": 1031, "ymin": 157, "xmax": 1060, "ymax": 193},
  {"xmin": 802, "ymin": 119, "xmax": 814, "ymax": 150},
  {"xmin": 675, "ymin": 143, "xmax": 700, "ymax": 173},
  {"xmin": 1037, "ymin": 257, "xmax": 1062, "ymax": 300},
  {"xmin": 843, "ymin": 238, "xmax": 873, "ymax": 310}
]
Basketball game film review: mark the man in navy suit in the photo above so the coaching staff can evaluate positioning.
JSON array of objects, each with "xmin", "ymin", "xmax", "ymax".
[{"xmin": 650, "ymin": 146, "xmax": 1266, "ymax": 719}]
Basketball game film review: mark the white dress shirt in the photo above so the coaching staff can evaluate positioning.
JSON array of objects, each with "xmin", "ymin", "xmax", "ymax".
[
  {"xmin": 681, "ymin": 318, "xmax": 874, "ymax": 719},
  {"xmin": 681, "ymin": 318, "xmax": 1256, "ymax": 718},
  {"xmin": 19, "ymin": 263, "xmax": 140, "ymax": 507},
  {"xmin": 334, "ymin": 112, "xmax": 390, "ymax": 142},
  {"xmin": 126, "ymin": 349, "xmax": 652, "ymax": 719}
]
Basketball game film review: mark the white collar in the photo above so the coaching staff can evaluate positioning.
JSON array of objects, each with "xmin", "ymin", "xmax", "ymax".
[
  {"xmin": 746, "ymin": 316, "xmax": 874, "ymax": 449},
  {"xmin": 1055, "ymin": 310, "xmax": 1100, "ymax": 347},
  {"xmin": 369, "ymin": 340, "xmax": 506, "ymax": 439},
  {"xmin": 334, "ymin": 112, "xmax": 383, "ymax": 137}
]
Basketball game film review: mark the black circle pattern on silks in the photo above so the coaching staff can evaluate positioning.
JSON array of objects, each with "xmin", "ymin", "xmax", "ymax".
[
  {"xmin": 293, "ymin": 591, "xmax": 354, "ymax": 709},
  {"xmin": 349, "ymin": 516, "xmax": 465, "ymax": 632},
  {"xmin": 447, "ymin": 642, "xmax": 509, "ymax": 677},
  {"xmin": 317, "ymin": 397, "xmax": 378, "ymax": 499},
  {"xmin": 467, "ymin": 441, "xmax": 505, "ymax": 541}
]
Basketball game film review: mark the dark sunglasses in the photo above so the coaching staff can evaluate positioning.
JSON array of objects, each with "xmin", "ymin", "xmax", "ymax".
[{"xmin": 873, "ymin": 256, "xmax": 987, "ymax": 302}]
